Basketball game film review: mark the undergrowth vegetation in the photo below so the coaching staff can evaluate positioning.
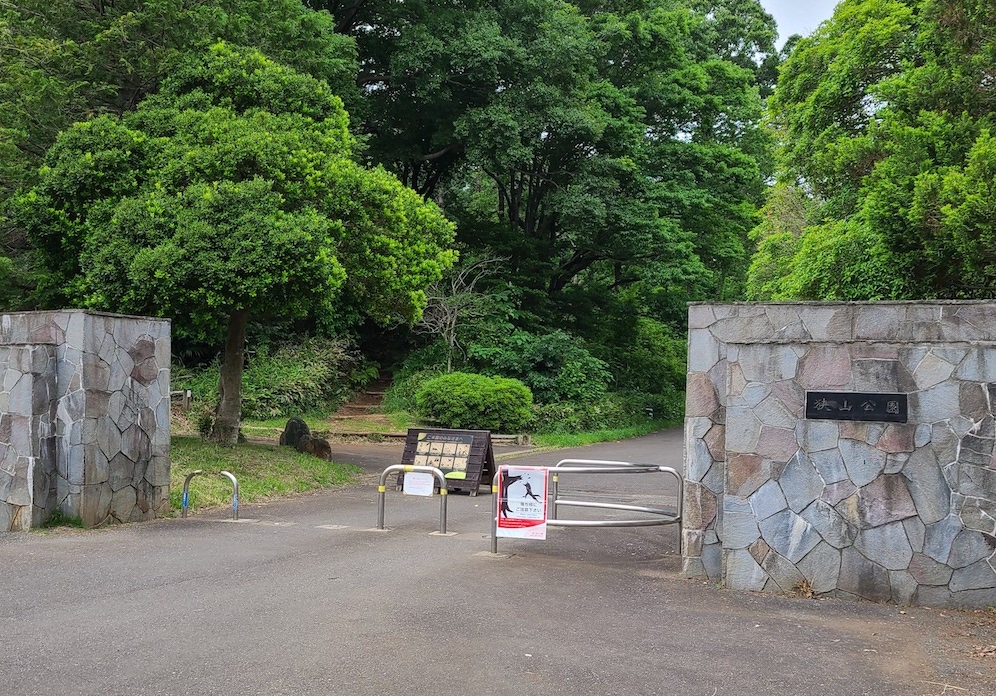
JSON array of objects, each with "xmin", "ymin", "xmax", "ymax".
[{"xmin": 173, "ymin": 337, "xmax": 376, "ymax": 422}]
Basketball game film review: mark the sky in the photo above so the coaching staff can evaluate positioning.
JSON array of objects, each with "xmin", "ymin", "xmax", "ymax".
[{"xmin": 760, "ymin": 0, "xmax": 840, "ymax": 46}]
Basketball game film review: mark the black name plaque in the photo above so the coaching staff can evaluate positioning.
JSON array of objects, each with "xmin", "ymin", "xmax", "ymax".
[{"xmin": 805, "ymin": 391, "xmax": 908, "ymax": 423}]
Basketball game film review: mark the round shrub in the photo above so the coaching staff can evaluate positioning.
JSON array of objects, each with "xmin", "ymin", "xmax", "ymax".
[{"xmin": 416, "ymin": 372, "xmax": 533, "ymax": 433}]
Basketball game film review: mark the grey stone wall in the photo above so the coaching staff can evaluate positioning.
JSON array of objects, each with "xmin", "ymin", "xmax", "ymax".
[
  {"xmin": 683, "ymin": 302, "xmax": 996, "ymax": 608},
  {"xmin": 0, "ymin": 311, "xmax": 170, "ymax": 529},
  {"xmin": 0, "ymin": 344, "xmax": 56, "ymax": 530}
]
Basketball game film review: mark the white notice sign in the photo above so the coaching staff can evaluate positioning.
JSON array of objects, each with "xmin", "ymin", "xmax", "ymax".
[{"xmin": 402, "ymin": 471, "xmax": 435, "ymax": 497}]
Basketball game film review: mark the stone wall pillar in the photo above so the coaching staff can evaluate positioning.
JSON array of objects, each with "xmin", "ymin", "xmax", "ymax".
[
  {"xmin": 0, "ymin": 310, "xmax": 170, "ymax": 529},
  {"xmin": 0, "ymin": 344, "xmax": 57, "ymax": 530},
  {"xmin": 683, "ymin": 302, "xmax": 996, "ymax": 608}
]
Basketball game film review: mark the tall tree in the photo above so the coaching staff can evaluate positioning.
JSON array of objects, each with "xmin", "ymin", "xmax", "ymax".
[
  {"xmin": 321, "ymin": 0, "xmax": 772, "ymax": 333},
  {"xmin": 0, "ymin": 0, "xmax": 358, "ymax": 309},
  {"xmin": 11, "ymin": 45, "xmax": 455, "ymax": 444},
  {"xmin": 754, "ymin": 0, "xmax": 996, "ymax": 299}
]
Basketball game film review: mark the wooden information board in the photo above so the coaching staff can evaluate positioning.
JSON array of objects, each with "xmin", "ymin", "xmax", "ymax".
[{"xmin": 397, "ymin": 428, "xmax": 495, "ymax": 496}]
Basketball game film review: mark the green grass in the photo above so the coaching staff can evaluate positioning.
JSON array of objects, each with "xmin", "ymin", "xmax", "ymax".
[
  {"xmin": 384, "ymin": 411, "xmax": 419, "ymax": 430},
  {"xmin": 170, "ymin": 436, "xmax": 362, "ymax": 512},
  {"xmin": 39, "ymin": 510, "xmax": 85, "ymax": 529},
  {"xmin": 530, "ymin": 420, "xmax": 674, "ymax": 449}
]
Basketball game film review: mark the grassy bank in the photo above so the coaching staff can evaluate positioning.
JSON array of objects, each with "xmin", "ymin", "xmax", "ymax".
[
  {"xmin": 170, "ymin": 436, "xmax": 362, "ymax": 512},
  {"xmin": 530, "ymin": 420, "xmax": 675, "ymax": 449}
]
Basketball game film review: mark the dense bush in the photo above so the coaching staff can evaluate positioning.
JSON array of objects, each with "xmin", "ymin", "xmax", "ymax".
[
  {"xmin": 467, "ymin": 329, "xmax": 611, "ymax": 404},
  {"xmin": 380, "ymin": 367, "xmax": 444, "ymax": 413},
  {"xmin": 416, "ymin": 372, "xmax": 533, "ymax": 432},
  {"xmin": 528, "ymin": 399, "xmax": 629, "ymax": 434},
  {"xmin": 603, "ymin": 317, "xmax": 687, "ymax": 396},
  {"xmin": 174, "ymin": 338, "xmax": 374, "ymax": 420}
]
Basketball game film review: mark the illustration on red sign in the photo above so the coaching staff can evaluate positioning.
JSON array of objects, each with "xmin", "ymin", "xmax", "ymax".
[{"xmin": 496, "ymin": 467, "xmax": 549, "ymax": 540}]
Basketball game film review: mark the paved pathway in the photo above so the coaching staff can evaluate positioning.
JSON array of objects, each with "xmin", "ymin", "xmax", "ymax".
[{"xmin": 1, "ymin": 430, "xmax": 994, "ymax": 695}]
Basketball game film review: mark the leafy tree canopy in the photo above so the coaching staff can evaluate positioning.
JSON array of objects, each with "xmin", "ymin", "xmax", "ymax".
[
  {"xmin": 319, "ymin": 0, "xmax": 774, "ymax": 336},
  {"xmin": 11, "ymin": 44, "xmax": 455, "ymax": 443},
  {"xmin": 0, "ymin": 0, "xmax": 360, "ymax": 310},
  {"xmin": 2, "ymin": 0, "xmax": 787, "ymax": 412},
  {"xmin": 752, "ymin": 0, "xmax": 996, "ymax": 300}
]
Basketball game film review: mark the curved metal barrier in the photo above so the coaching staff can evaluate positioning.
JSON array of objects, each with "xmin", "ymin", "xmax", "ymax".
[
  {"xmin": 377, "ymin": 464, "xmax": 449, "ymax": 534},
  {"xmin": 180, "ymin": 470, "xmax": 240, "ymax": 520},
  {"xmin": 491, "ymin": 459, "xmax": 682, "ymax": 553},
  {"xmin": 219, "ymin": 471, "xmax": 239, "ymax": 521},
  {"xmin": 181, "ymin": 470, "xmax": 203, "ymax": 519}
]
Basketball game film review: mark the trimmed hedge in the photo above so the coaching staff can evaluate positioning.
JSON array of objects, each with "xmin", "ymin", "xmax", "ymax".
[{"xmin": 416, "ymin": 372, "xmax": 533, "ymax": 433}]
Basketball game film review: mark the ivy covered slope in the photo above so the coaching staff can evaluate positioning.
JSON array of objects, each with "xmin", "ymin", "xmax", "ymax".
[
  {"xmin": 10, "ymin": 44, "xmax": 455, "ymax": 445},
  {"xmin": 750, "ymin": 0, "xmax": 996, "ymax": 300}
]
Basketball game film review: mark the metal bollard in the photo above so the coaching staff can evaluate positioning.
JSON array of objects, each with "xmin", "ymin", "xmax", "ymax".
[
  {"xmin": 491, "ymin": 472, "xmax": 500, "ymax": 554},
  {"xmin": 219, "ymin": 470, "xmax": 239, "ymax": 520},
  {"xmin": 181, "ymin": 470, "xmax": 203, "ymax": 518},
  {"xmin": 377, "ymin": 464, "xmax": 448, "ymax": 534}
]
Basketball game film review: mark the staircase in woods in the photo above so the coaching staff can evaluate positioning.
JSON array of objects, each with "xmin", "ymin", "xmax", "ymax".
[{"xmin": 326, "ymin": 374, "xmax": 402, "ymax": 437}]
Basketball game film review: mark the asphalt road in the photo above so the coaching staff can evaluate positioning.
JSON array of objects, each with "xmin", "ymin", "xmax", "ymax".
[{"xmin": 1, "ymin": 429, "xmax": 993, "ymax": 695}]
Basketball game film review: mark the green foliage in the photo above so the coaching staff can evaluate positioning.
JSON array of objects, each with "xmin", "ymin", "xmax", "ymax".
[
  {"xmin": 13, "ymin": 44, "xmax": 368, "ymax": 336},
  {"xmin": 39, "ymin": 510, "xmax": 85, "ymax": 529},
  {"xmin": 776, "ymin": 219, "xmax": 906, "ymax": 300},
  {"xmin": 1, "ymin": 0, "xmax": 792, "ymax": 420},
  {"xmin": 528, "ymin": 400, "xmax": 628, "ymax": 434},
  {"xmin": 416, "ymin": 371, "xmax": 533, "ymax": 432},
  {"xmin": 0, "ymin": 256, "xmax": 13, "ymax": 307},
  {"xmin": 528, "ymin": 390, "xmax": 682, "ymax": 434},
  {"xmin": 761, "ymin": 0, "xmax": 996, "ymax": 298},
  {"xmin": 12, "ymin": 44, "xmax": 455, "ymax": 442},
  {"xmin": 174, "ymin": 338, "xmax": 370, "ymax": 420},
  {"xmin": 0, "ymin": 0, "xmax": 358, "ymax": 199},
  {"xmin": 380, "ymin": 367, "xmax": 445, "ymax": 414},
  {"xmin": 529, "ymin": 421, "xmax": 667, "ymax": 449},
  {"xmin": 0, "ymin": 0, "xmax": 361, "ymax": 312},
  {"xmin": 610, "ymin": 317, "xmax": 687, "ymax": 396},
  {"xmin": 323, "ymin": 0, "xmax": 773, "ymax": 338},
  {"xmin": 746, "ymin": 183, "xmax": 817, "ymax": 300},
  {"xmin": 467, "ymin": 329, "xmax": 611, "ymax": 404}
]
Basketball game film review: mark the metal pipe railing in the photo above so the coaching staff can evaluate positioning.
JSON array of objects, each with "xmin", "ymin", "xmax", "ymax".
[
  {"xmin": 550, "ymin": 459, "xmax": 659, "ymax": 520},
  {"xmin": 377, "ymin": 464, "xmax": 449, "ymax": 534},
  {"xmin": 491, "ymin": 460, "xmax": 682, "ymax": 553}
]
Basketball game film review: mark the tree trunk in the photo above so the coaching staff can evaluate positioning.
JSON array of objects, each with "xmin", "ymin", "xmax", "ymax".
[
  {"xmin": 447, "ymin": 332, "xmax": 456, "ymax": 373},
  {"xmin": 210, "ymin": 309, "xmax": 249, "ymax": 446}
]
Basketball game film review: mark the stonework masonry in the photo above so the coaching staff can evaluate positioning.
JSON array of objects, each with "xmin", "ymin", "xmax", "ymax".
[
  {"xmin": 683, "ymin": 302, "xmax": 996, "ymax": 608},
  {"xmin": 0, "ymin": 311, "xmax": 170, "ymax": 530}
]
